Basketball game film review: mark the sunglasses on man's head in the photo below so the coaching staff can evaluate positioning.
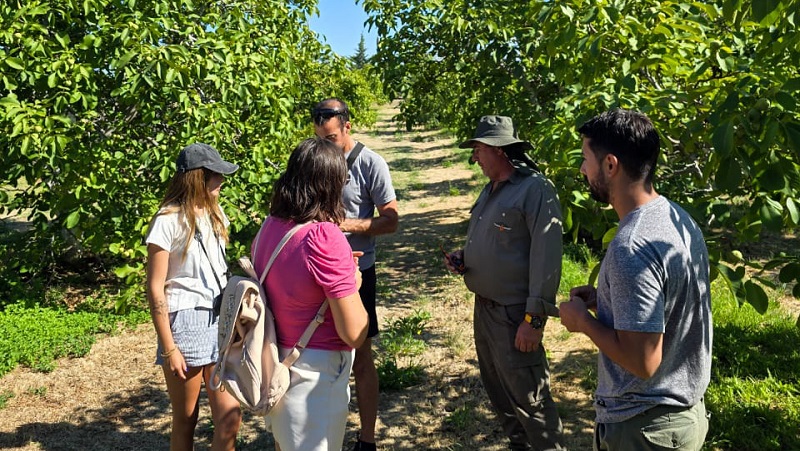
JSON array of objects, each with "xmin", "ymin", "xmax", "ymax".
[{"xmin": 311, "ymin": 107, "xmax": 347, "ymax": 124}]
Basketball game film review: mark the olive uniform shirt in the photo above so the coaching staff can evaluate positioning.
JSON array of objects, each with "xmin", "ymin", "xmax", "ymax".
[{"xmin": 463, "ymin": 166, "xmax": 563, "ymax": 316}]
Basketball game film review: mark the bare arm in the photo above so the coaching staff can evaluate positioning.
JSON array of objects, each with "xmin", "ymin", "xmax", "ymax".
[
  {"xmin": 146, "ymin": 244, "xmax": 187, "ymax": 378},
  {"xmin": 328, "ymin": 292, "xmax": 368, "ymax": 348},
  {"xmin": 560, "ymin": 294, "xmax": 663, "ymax": 379},
  {"xmin": 340, "ymin": 199, "xmax": 399, "ymax": 235}
]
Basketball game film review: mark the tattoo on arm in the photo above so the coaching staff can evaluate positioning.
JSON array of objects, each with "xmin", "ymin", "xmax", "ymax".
[{"xmin": 151, "ymin": 297, "xmax": 168, "ymax": 317}]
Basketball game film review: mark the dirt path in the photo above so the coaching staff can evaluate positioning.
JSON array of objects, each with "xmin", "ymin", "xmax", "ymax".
[{"xmin": 0, "ymin": 104, "xmax": 597, "ymax": 450}]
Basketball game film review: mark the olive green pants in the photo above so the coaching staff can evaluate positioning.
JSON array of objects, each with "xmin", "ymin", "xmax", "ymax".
[
  {"xmin": 474, "ymin": 295, "xmax": 565, "ymax": 451},
  {"xmin": 594, "ymin": 400, "xmax": 709, "ymax": 451}
]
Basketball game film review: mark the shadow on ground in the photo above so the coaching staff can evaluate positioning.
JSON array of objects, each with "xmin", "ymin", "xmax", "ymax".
[{"xmin": 0, "ymin": 380, "xmax": 275, "ymax": 450}]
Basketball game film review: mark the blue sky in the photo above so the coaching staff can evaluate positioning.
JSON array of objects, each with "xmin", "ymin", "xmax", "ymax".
[{"xmin": 308, "ymin": 0, "xmax": 378, "ymax": 58}]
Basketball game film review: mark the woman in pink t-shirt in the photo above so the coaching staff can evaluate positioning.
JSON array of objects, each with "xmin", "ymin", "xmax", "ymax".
[{"xmin": 252, "ymin": 137, "xmax": 368, "ymax": 451}]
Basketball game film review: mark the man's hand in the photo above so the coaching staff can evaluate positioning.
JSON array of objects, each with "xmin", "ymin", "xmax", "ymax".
[
  {"xmin": 570, "ymin": 285, "xmax": 598, "ymax": 312},
  {"xmin": 514, "ymin": 322, "xmax": 543, "ymax": 352},
  {"xmin": 352, "ymin": 251, "xmax": 364, "ymax": 290},
  {"xmin": 559, "ymin": 296, "xmax": 592, "ymax": 333},
  {"xmin": 443, "ymin": 249, "xmax": 465, "ymax": 274}
]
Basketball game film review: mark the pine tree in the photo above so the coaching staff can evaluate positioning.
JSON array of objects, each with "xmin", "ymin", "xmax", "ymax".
[{"xmin": 351, "ymin": 34, "xmax": 369, "ymax": 69}]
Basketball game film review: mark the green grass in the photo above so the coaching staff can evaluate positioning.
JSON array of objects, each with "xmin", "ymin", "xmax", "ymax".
[
  {"xmin": 704, "ymin": 282, "xmax": 800, "ymax": 450},
  {"xmin": 0, "ymin": 390, "xmax": 13, "ymax": 409},
  {"xmin": 559, "ymin": 243, "xmax": 598, "ymax": 301},
  {"xmin": 376, "ymin": 310, "xmax": 432, "ymax": 390},
  {"xmin": 0, "ymin": 303, "xmax": 149, "ymax": 377},
  {"xmin": 444, "ymin": 402, "xmax": 476, "ymax": 430}
]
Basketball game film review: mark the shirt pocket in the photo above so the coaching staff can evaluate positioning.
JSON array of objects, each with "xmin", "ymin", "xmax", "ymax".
[{"xmin": 490, "ymin": 206, "xmax": 526, "ymax": 249}]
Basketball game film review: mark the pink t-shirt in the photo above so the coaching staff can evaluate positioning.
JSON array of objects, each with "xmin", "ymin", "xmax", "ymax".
[{"xmin": 252, "ymin": 217, "xmax": 357, "ymax": 351}]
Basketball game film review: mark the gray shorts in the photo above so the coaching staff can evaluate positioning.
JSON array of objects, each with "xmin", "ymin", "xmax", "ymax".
[{"xmin": 155, "ymin": 307, "xmax": 219, "ymax": 368}]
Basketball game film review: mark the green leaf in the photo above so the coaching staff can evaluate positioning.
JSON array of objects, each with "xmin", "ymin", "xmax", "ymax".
[
  {"xmin": 114, "ymin": 51, "xmax": 137, "ymax": 69},
  {"xmin": 757, "ymin": 166, "xmax": 785, "ymax": 192},
  {"xmin": 784, "ymin": 122, "xmax": 800, "ymax": 155},
  {"xmin": 718, "ymin": 263, "xmax": 745, "ymax": 283},
  {"xmin": 722, "ymin": 0, "xmax": 742, "ymax": 22},
  {"xmin": 744, "ymin": 280, "xmax": 768, "ymax": 314},
  {"xmin": 775, "ymin": 91, "xmax": 796, "ymax": 112},
  {"xmin": 601, "ymin": 226, "xmax": 618, "ymax": 249},
  {"xmin": 712, "ymin": 121, "xmax": 734, "ymax": 157},
  {"xmin": 563, "ymin": 205, "xmax": 573, "ymax": 231},
  {"xmin": 751, "ymin": 0, "xmax": 780, "ymax": 24},
  {"xmin": 113, "ymin": 264, "xmax": 139, "ymax": 278},
  {"xmin": 588, "ymin": 262, "xmax": 602, "ymax": 287},
  {"xmin": 65, "ymin": 210, "xmax": 80, "ymax": 229},
  {"xmin": 779, "ymin": 262, "xmax": 800, "ymax": 283},
  {"xmin": 5, "ymin": 57, "xmax": 24, "ymax": 70},
  {"xmin": 715, "ymin": 157, "xmax": 742, "ymax": 191},
  {"xmin": 787, "ymin": 198, "xmax": 800, "ymax": 225},
  {"xmin": 759, "ymin": 197, "xmax": 783, "ymax": 232},
  {"xmin": 563, "ymin": 4, "xmax": 576, "ymax": 20}
]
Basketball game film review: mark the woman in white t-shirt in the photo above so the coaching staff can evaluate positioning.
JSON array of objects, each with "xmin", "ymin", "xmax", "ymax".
[{"xmin": 145, "ymin": 143, "xmax": 242, "ymax": 451}]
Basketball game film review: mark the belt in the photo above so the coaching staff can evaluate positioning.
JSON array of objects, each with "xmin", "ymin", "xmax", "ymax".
[{"xmin": 476, "ymin": 294, "xmax": 560, "ymax": 317}]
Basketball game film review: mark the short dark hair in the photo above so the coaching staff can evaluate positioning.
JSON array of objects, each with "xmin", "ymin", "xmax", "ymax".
[
  {"xmin": 311, "ymin": 98, "xmax": 350, "ymax": 126},
  {"xmin": 269, "ymin": 137, "xmax": 347, "ymax": 224},
  {"xmin": 578, "ymin": 109, "xmax": 660, "ymax": 184}
]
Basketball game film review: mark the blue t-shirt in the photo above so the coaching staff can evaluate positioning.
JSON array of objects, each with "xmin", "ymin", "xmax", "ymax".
[
  {"xmin": 594, "ymin": 196, "xmax": 713, "ymax": 423},
  {"xmin": 342, "ymin": 142, "xmax": 396, "ymax": 269}
]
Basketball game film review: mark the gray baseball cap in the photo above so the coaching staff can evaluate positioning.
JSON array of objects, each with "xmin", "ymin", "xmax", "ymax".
[{"xmin": 176, "ymin": 143, "xmax": 239, "ymax": 174}]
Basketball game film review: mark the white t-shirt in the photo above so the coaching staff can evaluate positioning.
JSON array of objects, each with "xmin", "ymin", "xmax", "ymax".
[{"xmin": 146, "ymin": 209, "xmax": 230, "ymax": 312}]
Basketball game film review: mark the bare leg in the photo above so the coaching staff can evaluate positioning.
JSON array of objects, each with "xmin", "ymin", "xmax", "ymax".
[
  {"xmin": 352, "ymin": 337, "xmax": 378, "ymax": 444},
  {"xmin": 163, "ymin": 366, "xmax": 204, "ymax": 451},
  {"xmin": 204, "ymin": 365, "xmax": 242, "ymax": 451}
]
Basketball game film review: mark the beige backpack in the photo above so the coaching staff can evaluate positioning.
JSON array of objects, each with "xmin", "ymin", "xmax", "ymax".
[{"xmin": 210, "ymin": 222, "xmax": 328, "ymax": 414}]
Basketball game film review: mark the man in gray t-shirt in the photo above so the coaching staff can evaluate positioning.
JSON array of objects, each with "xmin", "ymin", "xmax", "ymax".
[
  {"xmin": 560, "ymin": 109, "xmax": 712, "ymax": 451},
  {"xmin": 313, "ymin": 98, "xmax": 398, "ymax": 451}
]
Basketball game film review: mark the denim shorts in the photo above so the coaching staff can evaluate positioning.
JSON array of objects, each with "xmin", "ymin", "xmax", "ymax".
[{"xmin": 154, "ymin": 307, "xmax": 219, "ymax": 368}]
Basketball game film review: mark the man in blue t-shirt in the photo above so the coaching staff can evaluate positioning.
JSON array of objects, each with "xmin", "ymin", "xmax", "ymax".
[
  {"xmin": 560, "ymin": 109, "xmax": 712, "ymax": 451},
  {"xmin": 313, "ymin": 98, "xmax": 399, "ymax": 451}
]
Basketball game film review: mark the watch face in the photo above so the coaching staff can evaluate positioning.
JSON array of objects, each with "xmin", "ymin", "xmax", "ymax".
[{"xmin": 529, "ymin": 315, "xmax": 544, "ymax": 329}]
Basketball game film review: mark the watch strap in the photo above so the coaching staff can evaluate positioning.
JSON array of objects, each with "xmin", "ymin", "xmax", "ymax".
[{"xmin": 524, "ymin": 313, "xmax": 545, "ymax": 329}]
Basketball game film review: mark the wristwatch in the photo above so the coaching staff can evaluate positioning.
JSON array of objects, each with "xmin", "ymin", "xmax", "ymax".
[{"xmin": 524, "ymin": 313, "xmax": 545, "ymax": 329}]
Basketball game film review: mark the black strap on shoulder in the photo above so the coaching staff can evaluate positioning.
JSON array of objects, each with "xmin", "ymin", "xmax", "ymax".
[
  {"xmin": 347, "ymin": 142, "xmax": 364, "ymax": 170},
  {"xmin": 195, "ymin": 229, "xmax": 225, "ymax": 313}
]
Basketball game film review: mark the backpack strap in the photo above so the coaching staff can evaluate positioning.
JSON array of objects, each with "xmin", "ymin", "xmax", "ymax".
[
  {"xmin": 257, "ymin": 220, "xmax": 308, "ymax": 285},
  {"xmin": 346, "ymin": 142, "xmax": 364, "ymax": 170},
  {"xmin": 281, "ymin": 300, "xmax": 330, "ymax": 367},
  {"xmin": 254, "ymin": 219, "xmax": 340, "ymax": 368}
]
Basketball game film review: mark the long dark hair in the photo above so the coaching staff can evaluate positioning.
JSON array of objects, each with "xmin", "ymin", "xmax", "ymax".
[{"xmin": 270, "ymin": 137, "xmax": 347, "ymax": 224}]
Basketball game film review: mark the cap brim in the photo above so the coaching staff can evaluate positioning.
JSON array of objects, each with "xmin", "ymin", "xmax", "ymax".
[
  {"xmin": 458, "ymin": 139, "xmax": 475, "ymax": 149},
  {"xmin": 458, "ymin": 137, "xmax": 530, "ymax": 149},
  {"xmin": 206, "ymin": 161, "xmax": 239, "ymax": 175}
]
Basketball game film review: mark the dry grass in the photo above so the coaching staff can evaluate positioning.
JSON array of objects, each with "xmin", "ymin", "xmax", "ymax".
[{"xmin": 0, "ymin": 104, "xmax": 598, "ymax": 450}]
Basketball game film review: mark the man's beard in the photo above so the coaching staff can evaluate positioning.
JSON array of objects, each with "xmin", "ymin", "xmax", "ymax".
[{"xmin": 585, "ymin": 175, "xmax": 610, "ymax": 204}]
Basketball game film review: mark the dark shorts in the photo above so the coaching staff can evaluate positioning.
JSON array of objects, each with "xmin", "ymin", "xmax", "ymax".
[
  {"xmin": 360, "ymin": 265, "xmax": 379, "ymax": 337},
  {"xmin": 594, "ymin": 400, "xmax": 709, "ymax": 451}
]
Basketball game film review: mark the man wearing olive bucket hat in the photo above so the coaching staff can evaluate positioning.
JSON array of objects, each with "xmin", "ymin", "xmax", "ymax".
[{"xmin": 443, "ymin": 116, "xmax": 565, "ymax": 450}]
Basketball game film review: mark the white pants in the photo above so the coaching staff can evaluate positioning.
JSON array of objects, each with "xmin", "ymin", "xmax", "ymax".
[{"xmin": 267, "ymin": 347, "xmax": 355, "ymax": 451}]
